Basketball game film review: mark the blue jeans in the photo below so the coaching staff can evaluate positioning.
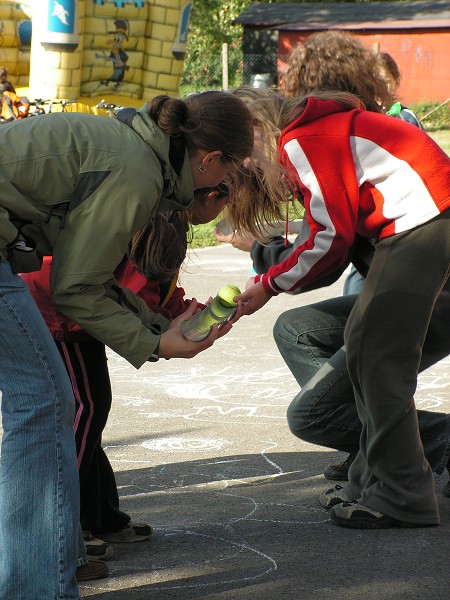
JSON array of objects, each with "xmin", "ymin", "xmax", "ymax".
[
  {"xmin": 342, "ymin": 266, "xmax": 365, "ymax": 296},
  {"xmin": 0, "ymin": 262, "xmax": 81, "ymax": 599},
  {"xmin": 275, "ymin": 293, "xmax": 450, "ymax": 476}
]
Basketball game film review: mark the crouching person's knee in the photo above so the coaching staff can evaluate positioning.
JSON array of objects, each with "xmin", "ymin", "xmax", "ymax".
[
  {"xmin": 287, "ymin": 398, "xmax": 305, "ymax": 438},
  {"xmin": 273, "ymin": 308, "xmax": 310, "ymax": 350},
  {"xmin": 273, "ymin": 311, "xmax": 292, "ymax": 350},
  {"xmin": 287, "ymin": 393, "xmax": 320, "ymax": 445}
]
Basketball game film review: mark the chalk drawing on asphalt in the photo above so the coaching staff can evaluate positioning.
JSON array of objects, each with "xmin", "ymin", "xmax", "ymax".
[
  {"xmin": 106, "ymin": 352, "xmax": 449, "ymax": 427},
  {"xmin": 142, "ymin": 437, "xmax": 231, "ymax": 452}
]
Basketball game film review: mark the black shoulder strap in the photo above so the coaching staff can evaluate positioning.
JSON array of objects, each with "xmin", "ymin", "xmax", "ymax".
[
  {"xmin": 116, "ymin": 107, "xmax": 137, "ymax": 126},
  {"xmin": 168, "ymin": 137, "xmax": 186, "ymax": 176}
]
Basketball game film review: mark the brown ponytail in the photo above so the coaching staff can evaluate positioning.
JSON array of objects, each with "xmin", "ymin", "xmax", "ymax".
[{"xmin": 147, "ymin": 91, "xmax": 254, "ymax": 163}]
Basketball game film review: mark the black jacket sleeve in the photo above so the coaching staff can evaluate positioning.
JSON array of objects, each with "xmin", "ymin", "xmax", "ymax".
[
  {"xmin": 250, "ymin": 237, "xmax": 293, "ymax": 275},
  {"xmin": 250, "ymin": 234, "xmax": 375, "ymax": 294}
]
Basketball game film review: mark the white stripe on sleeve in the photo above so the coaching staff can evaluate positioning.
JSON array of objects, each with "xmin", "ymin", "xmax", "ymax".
[
  {"xmin": 274, "ymin": 139, "xmax": 336, "ymax": 291},
  {"xmin": 350, "ymin": 136, "xmax": 439, "ymax": 233}
]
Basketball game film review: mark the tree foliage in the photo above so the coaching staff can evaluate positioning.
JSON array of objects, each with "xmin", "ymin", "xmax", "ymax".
[{"xmin": 182, "ymin": 0, "xmax": 254, "ymax": 90}]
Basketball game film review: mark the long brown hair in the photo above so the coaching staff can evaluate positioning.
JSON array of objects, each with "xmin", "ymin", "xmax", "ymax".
[
  {"xmin": 223, "ymin": 164, "xmax": 288, "ymax": 239},
  {"xmin": 128, "ymin": 185, "xmax": 230, "ymax": 281},
  {"xmin": 227, "ymin": 86, "xmax": 364, "ymax": 240},
  {"xmin": 128, "ymin": 211, "xmax": 189, "ymax": 282}
]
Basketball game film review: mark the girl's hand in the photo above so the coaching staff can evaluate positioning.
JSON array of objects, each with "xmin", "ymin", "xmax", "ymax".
[
  {"xmin": 230, "ymin": 231, "xmax": 256, "ymax": 252},
  {"xmin": 234, "ymin": 281, "xmax": 272, "ymax": 316}
]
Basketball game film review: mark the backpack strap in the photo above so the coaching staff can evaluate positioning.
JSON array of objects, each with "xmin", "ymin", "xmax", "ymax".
[{"xmin": 115, "ymin": 107, "xmax": 137, "ymax": 126}]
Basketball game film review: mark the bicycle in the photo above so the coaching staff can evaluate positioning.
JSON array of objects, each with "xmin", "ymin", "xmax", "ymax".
[
  {"xmin": 95, "ymin": 99, "xmax": 126, "ymax": 117},
  {"xmin": 28, "ymin": 98, "xmax": 76, "ymax": 115}
]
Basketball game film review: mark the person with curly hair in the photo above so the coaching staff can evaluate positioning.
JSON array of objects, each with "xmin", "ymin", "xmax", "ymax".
[
  {"xmin": 280, "ymin": 35, "xmax": 428, "ymax": 482},
  {"xmin": 230, "ymin": 36, "xmax": 433, "ymax": 486}
]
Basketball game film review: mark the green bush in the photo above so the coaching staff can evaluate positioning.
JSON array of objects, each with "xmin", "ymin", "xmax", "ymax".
[
  {"xmin": 189, "ymin": 222, "xmax": 220, "ymax": 249},
  {"xmin": 189, "ymin": 200, "xmax": 304, "ymax": 250},
  {"xmin": 411, "ymin": 100, "xmax": 450, "ymax": 130}
]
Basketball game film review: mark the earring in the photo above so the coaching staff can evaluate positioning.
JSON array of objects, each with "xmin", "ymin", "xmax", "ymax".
[{"xmin": 198, "ymin": 164, "xmax": 207, "ymax": 173}]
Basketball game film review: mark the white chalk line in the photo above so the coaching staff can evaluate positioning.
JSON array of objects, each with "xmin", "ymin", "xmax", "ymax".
[
  {"xmin": 83, "ymin": 530, "xmax": 278, "ymax": 592},
  {"xmin": 80, "ymin": 441, "xmax": 332, "ymax": 592},
  {"xmin": 108, "ymin": 361, "xmax": 448, "ymax": 419}
]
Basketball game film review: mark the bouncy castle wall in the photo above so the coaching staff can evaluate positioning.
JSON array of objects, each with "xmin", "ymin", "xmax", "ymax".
[{"xmin": 0, "ymin": 0, "xmax": 190, "ymax": 110}]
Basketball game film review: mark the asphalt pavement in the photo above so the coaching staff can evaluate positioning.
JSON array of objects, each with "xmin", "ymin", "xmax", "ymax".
[{"xmin": 69, "ymin": 243, "xmax": 448, "ymax": 599}]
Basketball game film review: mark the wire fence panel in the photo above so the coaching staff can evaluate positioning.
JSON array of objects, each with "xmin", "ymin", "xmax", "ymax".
[{"xmin": 181, "ymin": 51, "xmax": 282, "ymax": 93}]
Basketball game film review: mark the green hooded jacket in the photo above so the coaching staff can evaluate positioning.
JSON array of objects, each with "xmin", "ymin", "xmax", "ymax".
[{"xmin": 0, "ymin": 106, "xmax": 194, "ymax": 368}]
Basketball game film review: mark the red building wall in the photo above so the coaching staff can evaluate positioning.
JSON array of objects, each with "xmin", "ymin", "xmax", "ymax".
[{"xmin": 279, "ymin": 29, "xmax": 450, "ymax": 105}]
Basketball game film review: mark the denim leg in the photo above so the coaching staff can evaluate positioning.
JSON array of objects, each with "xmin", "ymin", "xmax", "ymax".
[
  {"xmin": 342, "ymin": 266, "xmax": 366, "ymax": 296},
  {"xmin": 274, "ymin": 296, "xmax": 361, "ymax": 453},
  {"xmin": 0, "ymin": 262, "xmax": 80, "ymax": 600}
]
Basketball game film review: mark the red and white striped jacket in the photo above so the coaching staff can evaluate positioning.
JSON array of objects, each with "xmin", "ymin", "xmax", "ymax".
[{"xmin": 255, "ymin": 98, "xmax": 450, "ymax": 295}]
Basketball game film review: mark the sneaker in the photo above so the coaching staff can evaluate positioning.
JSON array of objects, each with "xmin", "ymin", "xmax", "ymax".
[
  {"xmin": 318, "ymin": 484, "xmax": 351, "ymax": 509},
  {"xmin": 83, "ymin": 531, "xmax": 114, "ymax": 560},
  {"xmin": 330, "ymin": 501, "xmax": 434, "ymax": 529},
  {"xmin": 76, "ymin": 559, "xmax": 109, "ymax": 582},
  {"xmin": 323, "ymin": 453, "xmax": 356, "ymax": 481},
  {"xmin": 98, "ymin": 521, "xmax": 152, "ymax": 543}
]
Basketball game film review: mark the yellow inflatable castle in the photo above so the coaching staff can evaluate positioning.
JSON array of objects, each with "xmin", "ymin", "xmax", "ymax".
[{"xmin": 0, "ymin": 0, "xmax": 191, "ymax": 113}]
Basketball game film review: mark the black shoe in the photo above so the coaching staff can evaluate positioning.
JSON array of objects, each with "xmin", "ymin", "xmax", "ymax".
[
  {"xmin": 323, "ymin": 453, "xmax": 356, "ymax": 481},
  {"xmin": 76, "ymin": 559, "xmax": 109, "ymax": 582},
  {"xmin": 98, "ymin": 521, "xmax": 152, "ymax": 543}
]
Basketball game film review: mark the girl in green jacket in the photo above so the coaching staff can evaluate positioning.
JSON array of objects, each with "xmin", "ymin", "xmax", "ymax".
[{"xmin": 0, "ymin": 91, "xmax": 259, "ymax": 600}]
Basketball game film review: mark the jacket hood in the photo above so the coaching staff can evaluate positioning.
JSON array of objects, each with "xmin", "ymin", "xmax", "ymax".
[
  {"xmin": 118, "ymin": 105, "xmax": 194, "ymax": 212},
  {"xmin": 281, "ymin": 97, "xmax": 360, "ymax": 142}
]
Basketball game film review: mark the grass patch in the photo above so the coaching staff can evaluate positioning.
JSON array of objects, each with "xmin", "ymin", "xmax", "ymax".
[
  {"xmin": 429, "ymin": 129, "xmax": 450, "ymax": 156},
  {"xmin": 412, "ymin": 100, "xmax": 450, "ymax": 130},
  {"xmin": 189, "ymin": 221, "xmax": 222, "ymax": 249}
]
